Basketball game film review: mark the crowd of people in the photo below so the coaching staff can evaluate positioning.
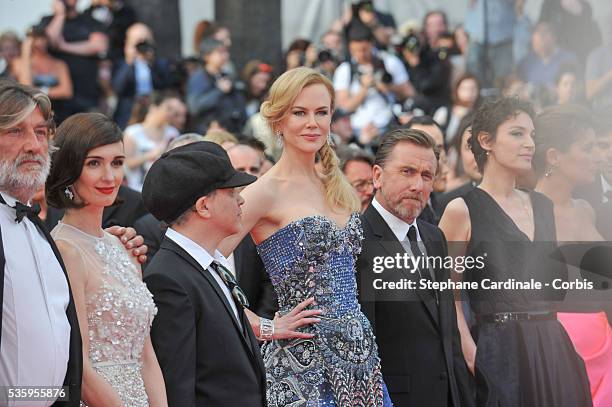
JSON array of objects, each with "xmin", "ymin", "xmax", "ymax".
[{"xmin": 1, "ymin": 0, "xmax": 612, "ymax": 406}]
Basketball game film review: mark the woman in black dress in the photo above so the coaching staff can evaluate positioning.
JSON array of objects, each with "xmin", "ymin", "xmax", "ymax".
[{"xmin": 439, "ymin": 96, "xmax": 592, "ymax": 406}]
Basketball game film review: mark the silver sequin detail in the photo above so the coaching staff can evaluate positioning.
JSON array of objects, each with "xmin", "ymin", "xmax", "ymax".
[
  {"xmin": 82, "ymin": 237, "xmax": 157, "ymax": 406},
  {"xmin": 257, "ymin": 214, "xmax": 385, "ymax": 407}
]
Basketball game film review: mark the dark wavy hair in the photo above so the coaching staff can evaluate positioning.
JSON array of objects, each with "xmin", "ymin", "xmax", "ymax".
[
  {"xmin": 469, "ymin": 96, "xmax": 535, "ymax": 173},
  {"xmin": 46, "ymin": 113, "xmax": 123, "ymax": 209}
]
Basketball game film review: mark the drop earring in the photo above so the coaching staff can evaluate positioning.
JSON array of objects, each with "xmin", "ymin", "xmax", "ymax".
[{"xmin": 64, "ymin": 186, "xmax": 74, "ymax": 200}]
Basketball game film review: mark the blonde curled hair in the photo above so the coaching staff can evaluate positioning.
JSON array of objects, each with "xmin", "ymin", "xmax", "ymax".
[{"xmin": 260, "ymin": 67, "xmax": 360, "ymax": 213}]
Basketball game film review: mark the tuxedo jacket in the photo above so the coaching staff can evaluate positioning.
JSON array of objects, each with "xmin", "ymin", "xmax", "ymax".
[
  {"xmin": 135, "ymin": 213, "xmax": 278, "ymax": 318},
  {"xmin": 45, "ymin": 185, "xmax": 147, "ymax": 230},
  {"xmin": 357, "ymin": 205, "xmax": 475, "ymax": 407},
  {"xmin": 0, "ymin": 222, "xmax": 82, "ymax": 406},
  {"xmin": 144, "ymin": 237, "xmax": 266, "ymax": 407}
]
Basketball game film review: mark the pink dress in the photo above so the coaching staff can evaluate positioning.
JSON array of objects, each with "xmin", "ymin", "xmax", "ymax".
[{"xmin": 558, "ymin": 245, "xmax": 612, "ymax": 407}]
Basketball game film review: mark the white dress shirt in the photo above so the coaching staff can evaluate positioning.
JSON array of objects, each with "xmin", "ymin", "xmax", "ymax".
[
  {"xmin": 372, "ymin": 197, "xmax": 438, "ymax": 291},
  {"xmin": 372, "ymin": 197, "xmax": 423, "ymax": 242},
  {"xmin": 165, "ymin": 228, "xmax": 241, "ymax": 326},
  {"xmin": 0, "ymin": 192, "xmax": 70, "ymax": 407},
  {"xmin": 225, "ymin": 252, "xmax": 238, "ymax": 278}
]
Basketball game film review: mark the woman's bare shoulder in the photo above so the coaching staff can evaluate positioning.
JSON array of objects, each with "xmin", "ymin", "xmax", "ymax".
[
  {"xmin": 573, "ymin": 198, "xmax": 597, "ymax": 220},
  {"xmin": 243, "ymin": 171, "xmax": 281, "ymax": 202}
]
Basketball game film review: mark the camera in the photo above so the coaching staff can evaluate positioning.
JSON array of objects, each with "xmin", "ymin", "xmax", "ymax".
[
  {"xmin": 318, "ymin": 49, "xmax": 335, "ymax": 64},
  {"xmin": 135, "ymin": 41, "xmax": 155, "ymax": 55},
  {"xmin": 372, "ymin": 59, "xmax": 393, "ymax": 85},
  {"xmin": 436, "ymin": 47, "xmax": 450, "ymax": 61},
  {"xmin": 402, "ymin": 33, "xmax": 421, "ymax": 54},
  {"xmin": 373, "ymin": 67, "xmax": 392, "ymax": 85},
  {"xmin": 356, "ymin": 61, "xmax": 392, "ymax": 86}
]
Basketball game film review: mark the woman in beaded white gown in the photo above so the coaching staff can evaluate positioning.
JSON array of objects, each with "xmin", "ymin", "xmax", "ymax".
[{"xmin": 46, "ymin": 113, "xmax": 167, "ymax": 407}]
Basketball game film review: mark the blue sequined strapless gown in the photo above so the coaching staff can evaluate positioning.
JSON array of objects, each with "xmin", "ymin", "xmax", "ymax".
[{"xmin": 256, "ymin": 213, "xmax": 392, "ymax": 407}]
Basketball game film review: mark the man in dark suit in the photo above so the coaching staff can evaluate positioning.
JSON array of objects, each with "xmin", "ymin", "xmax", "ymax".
[
  {"xmin": 142, "ymin": 141, "xmax": 266, "ymax": 407},
  {"xmin": 134, "ymin": 211, "xmax": 277, "ymax": 318},
  {"xmin": 111, "ymin": 23, "xmax": 173, "ymax": 129},
  {"xmin": 136, "ymin": 142, "xmax": 278, "ymax": 318},
  {"xmin": 356, "ymin": 128, "xmax": 475, "ymax": 406}
]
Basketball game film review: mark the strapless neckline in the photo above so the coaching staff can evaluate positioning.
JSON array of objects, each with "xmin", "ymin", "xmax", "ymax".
[{"xmin": 256, "ymin": 212, "xmax": 360, "ymax": 246}]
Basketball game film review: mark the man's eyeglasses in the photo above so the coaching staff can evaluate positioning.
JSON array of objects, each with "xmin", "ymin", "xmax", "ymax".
[{"xmin": 351, "ymin": 179, "xmax": 374, "ymax": 192}]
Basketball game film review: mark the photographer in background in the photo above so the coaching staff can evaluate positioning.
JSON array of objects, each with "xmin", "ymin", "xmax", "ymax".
[
  {"xmin": 12, "ymin": 24, "xmax": 73, "ymax": 102},
  {"xmin": 240, "ymin": 59, "xmax": 273, "ymax": 118},
  {"xmin": 39, "ymin": 0, "xmax": 109, "ymax": 122},
  {"xmin": 284, "ymin": 38, "xmax": 318, "ymax": 71},
  {"xmin": 334, "ymin": 20, "xmax": 413, "ymax": 140},
  {"xmin": 351, "ymin": 0, "xmax": 397, "ymax": 52},
  {"xmin": 320, "ymin": 30, "xmax": 345, "ymax": 61},
  {"xmin": 84, "ymin": 0, "xmax": 137, "ymax": 62},
  {"xmin": 0, "ymin": 31, "xmax": 20, "ymax": 79},
  {"xmin": 112, "ymin": 22, "xmax": 172, "ymax": 129},
  {"xmin": 399, "ymin": 30, "xmax": 452, "ymax": 116},
  {"xmin": 187, "ymin": 38, "xmax": 246, "ymax": 134},
  {"xmin": 312, "ymin": 48, "xmax": 339, "ymax": 80}
]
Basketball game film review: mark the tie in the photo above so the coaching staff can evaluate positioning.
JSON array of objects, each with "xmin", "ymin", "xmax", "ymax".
[
  {"xmin": 407, "ymin": 226, "xmax": 423, "ymax": 258},
  {"xmin": 13, "ymin": 202, "xmax": 41, "ymax": 223},
  {"xmin": 405, "ymin": 225, "xmax": 439, "ymax": 303},
  {"xmin": 210, "ymin": 260, "xmax": 250, "ymax": 309}
]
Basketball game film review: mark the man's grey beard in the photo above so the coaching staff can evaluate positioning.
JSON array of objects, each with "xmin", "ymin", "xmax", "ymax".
[{"xmin": 0, "ymin": 152, "xmax": 51, "ymax": 201}]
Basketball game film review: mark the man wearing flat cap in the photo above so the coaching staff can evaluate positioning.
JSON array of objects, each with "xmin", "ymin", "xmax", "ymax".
[{"xmin": 142, "ymin": 141, "xmax": 266, "ymax": 407}]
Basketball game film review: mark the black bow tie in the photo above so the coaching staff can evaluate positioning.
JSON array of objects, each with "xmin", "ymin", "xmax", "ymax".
[{"xmin": 13, "ymin": 201, "xmax": 41, "ymax": 223}]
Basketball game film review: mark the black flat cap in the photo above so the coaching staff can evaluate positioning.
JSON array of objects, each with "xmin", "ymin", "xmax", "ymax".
[{"xmin": 142, "ymin": 141, "xmax": 256, "ymax": 223}]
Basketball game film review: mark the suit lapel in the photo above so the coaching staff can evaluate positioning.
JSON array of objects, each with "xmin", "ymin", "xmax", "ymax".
[
  {"xmin": 160, "ymin": 239, "xmax": 259, "ymax": 361},
  {"xmin": 0, "ymin": 195, "xmax": 82, "ymax": 403},
  {"xmin": 241, "ymin": 308, "xmax": 267, "ymax": 386},
  {"xmin": 363, "ymin": 205, "xmax": 440, "ymax": 327},
  {"xmin": 233, "ymin": 240, "xmax": 244, "ymax": 282},
  {"xmin": 417, "ymin": 220, "xmax": 445, "ymax": 283},
  {"xmin": 102, "ymin": 204, "xmax": 117, "ymax": 227},
  {"xmin": 29, "ymin": 212, "xmax": 83, "ymax": 404},
  {"xmin": 363, "ymin": 206, "xmax": 406, "ymax": 258}
]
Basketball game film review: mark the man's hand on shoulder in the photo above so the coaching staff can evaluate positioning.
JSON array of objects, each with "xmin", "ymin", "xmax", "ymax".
[{"xmin": 106, "ymin": 225, "xmax": 148, "ymax": 264}]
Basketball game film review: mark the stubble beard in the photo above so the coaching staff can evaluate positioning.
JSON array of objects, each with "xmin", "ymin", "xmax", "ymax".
[{"xmin": 380, "ymin": 186, "xmax": 423, "ymax": 223}]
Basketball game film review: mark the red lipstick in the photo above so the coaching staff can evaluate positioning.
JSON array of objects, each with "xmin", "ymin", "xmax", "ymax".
[{"xmin": 96, "ymin": 187, "xmax": 115, "ymax": 195}]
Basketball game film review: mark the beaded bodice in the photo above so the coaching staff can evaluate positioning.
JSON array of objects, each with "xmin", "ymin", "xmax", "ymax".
[
  {"xmin": 256, "ymin": 214, "xmax": 385, "ymax": 406},
  {"xmin": 257, "ymin": 213, "xmax": 363, "ymax": 317},
  {"xmin": 52, "ymin": 223, "xmax": 157, "ymax": 364}
]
